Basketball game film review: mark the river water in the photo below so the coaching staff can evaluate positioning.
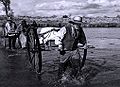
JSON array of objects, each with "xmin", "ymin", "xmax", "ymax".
[
  {"xmin": 0, "ymin": 27, "xmax": 120, "ymax": 87},
  {"xmin": 1, "ymin": 27, "xmax": 120, "ymax": 49},
  {"xmin": 84, "ymin": 28, "xmax": 120, "ymax": 49}
]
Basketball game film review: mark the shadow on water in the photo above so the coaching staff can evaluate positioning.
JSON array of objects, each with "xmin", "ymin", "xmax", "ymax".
[{"xmin": 0, "ymin": 46, "xmax": 50, "ymax": 87}]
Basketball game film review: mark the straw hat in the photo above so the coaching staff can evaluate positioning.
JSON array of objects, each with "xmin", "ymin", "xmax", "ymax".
[{"xmin": 69, "ymin": 16, "xmax": 82, "ymax": 24}]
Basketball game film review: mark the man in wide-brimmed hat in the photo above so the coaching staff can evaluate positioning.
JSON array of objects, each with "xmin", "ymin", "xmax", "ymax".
[
  {"xmin": 69, "ymin": 16, "xmax": 83, "ymax": 24},
  {"xmin": 55, "ymin": 16, "xmax": 87, "ymax": 82}
]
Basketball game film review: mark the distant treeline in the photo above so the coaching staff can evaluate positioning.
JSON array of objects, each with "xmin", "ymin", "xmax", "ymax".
[
  {"xmin": 37, "ymin": 23, "xmax": 120, "ymax": 28},
  {"xmin": 0, "ymin": 15, "xmax": 120, "ymax": 28}
]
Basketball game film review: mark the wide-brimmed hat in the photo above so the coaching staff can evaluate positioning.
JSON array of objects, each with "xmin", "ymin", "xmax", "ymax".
[{"xmin": 69, "ymin": 16, "xmax": 82, "ymax": 24}]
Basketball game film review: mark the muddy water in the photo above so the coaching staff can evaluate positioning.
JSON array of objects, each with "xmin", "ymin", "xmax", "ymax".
[
  {"xmin": 0, "ymin": 27, "xmax": 120, "ymax": 87},
  {"xmin": 1, "ymin": 27, "xmax": 120, "ymax": 48},
  {"xmin": 84, "ymin": 28, "xmax": 120, "ymax": 48},
  {"xmin": 0, "ymin": 47, "xmax": 50, "ymax": 87},
  {"xmin": 0, "ymin": 46, "xmax": 101, "ymax": 87}
]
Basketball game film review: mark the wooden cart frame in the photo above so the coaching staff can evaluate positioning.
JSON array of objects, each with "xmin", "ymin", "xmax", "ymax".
[{"xmin": 26, "ymin": 26, "xmax": 87, "ymax": 75}]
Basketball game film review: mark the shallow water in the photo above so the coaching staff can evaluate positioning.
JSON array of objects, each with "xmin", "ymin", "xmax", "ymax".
[
  {"xmin": 84, "ymin": 28, "xmax": 120, "ymax": 48},
  {"xmin": 1, "ymin": 27, "xmax": 120, "ymax": 48},
  {"xmin": 0, "ymin": 27, "xmax": 120, "ymax": 87}
]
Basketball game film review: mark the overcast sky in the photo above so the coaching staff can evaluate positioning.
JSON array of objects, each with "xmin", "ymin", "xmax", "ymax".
[{"xmin": 0, "ymin": 0, "xmax": 120, "ymax": 17}]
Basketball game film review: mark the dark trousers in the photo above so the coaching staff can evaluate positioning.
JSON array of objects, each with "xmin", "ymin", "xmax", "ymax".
[
  {"xmin": 58, "ymin": 58, "xmax": 80, "ymax": 79},
  {"xmin": 58, "ymin": 59, "xmax": 71, "ymax": 79},
  {"xmin": 58, "ymin": 49, "xmax": 81, "ymax": 79},
  {"xmin": 8, "ymin": 35, "xmax": 17, "ymax": 49}
]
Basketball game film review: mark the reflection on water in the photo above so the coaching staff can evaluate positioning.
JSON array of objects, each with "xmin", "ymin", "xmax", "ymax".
[{"xmin": 84, "ymin": 28, "xmax": 120, "ymax": 48}]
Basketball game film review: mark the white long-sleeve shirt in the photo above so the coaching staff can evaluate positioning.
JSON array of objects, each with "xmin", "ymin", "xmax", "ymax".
[
  {"xmin": 55, "ymin": 25, "xmax": 77, "ymax": 45},
  {"xmin": 55, "ymin": 26, "xmax": 66, "ymax": 45},
  {"xmin": 4, "ymin": 21, "xmax": 16, "ymax": 36},
  {"xmin": 5, "ymin": 22, "xmax": 11, "ymax": 35}
]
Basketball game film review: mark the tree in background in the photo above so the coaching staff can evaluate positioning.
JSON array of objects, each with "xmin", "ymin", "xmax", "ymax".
[{"xmin": 0, "ymin": 0, "xmax": 11, "ymax": 17}]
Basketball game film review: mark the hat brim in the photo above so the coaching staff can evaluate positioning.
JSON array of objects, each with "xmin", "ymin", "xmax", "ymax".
[{"xmin": 69, "ymin": 20, "xmax": 82, "ymax": 24}]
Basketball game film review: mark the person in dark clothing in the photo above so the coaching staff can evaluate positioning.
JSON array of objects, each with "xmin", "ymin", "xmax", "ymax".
[
  {"xmin": 31, "ymin": 20, "xmax": 38, "ymax": 29},
  {"xmin": 55, "ymin": 16, "xmax": 87, "ymax": 81},
  {"xmin": 17, "ymin": 20, "xmax": 28, "ymax": 35}
]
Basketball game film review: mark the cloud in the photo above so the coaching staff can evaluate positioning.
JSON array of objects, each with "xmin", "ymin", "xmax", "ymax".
[
  {"xmin": 11, "ymin": 0, "xmax": 37, "ymax": 16},
  {"xmin": 115, "ymin": 9, "xmax": 120, "ymax": 12},
  {"xmin": 31, "ymin": 0, "xmax": 85, "ymax": 16},
  {"xmin": 1, "ymin": 0, "xmax": 119, "ymax": 17},
  {"xmin": 87, "ymin": 0, "xmax": 120, "ymax": 6},
  {"xmin": 87, "ymin": 0, "xmax": 110, "ymax": 6},
  {"xmin": 0, "ymin": 3, "xmax": 5, "ymax": 15},
  {"xmin": 82, "ymin": 4, "xmax": 101, "ymax": 9},
  {"xmin": 35, "ymin": 0, "xmax": 84, "ymax": 10},
  {"xmin": 22, "ymin": 0, "xmax": 86, "ymax": 16}
]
